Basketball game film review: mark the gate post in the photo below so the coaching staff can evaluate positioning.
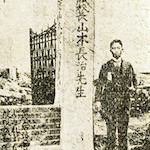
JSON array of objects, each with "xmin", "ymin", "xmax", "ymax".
[{"xmin": 57, "ymin": 0, "xmax": 95, "ymax": 149}]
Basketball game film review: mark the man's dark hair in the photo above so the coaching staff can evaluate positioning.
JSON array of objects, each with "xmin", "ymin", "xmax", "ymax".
[{"xmin": 110, "ymin": 39, "xmax": 123, "ymax": 48}]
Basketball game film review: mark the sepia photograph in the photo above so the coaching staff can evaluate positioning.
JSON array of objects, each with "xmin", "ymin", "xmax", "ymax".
[
  {"xmin": 0, "ymin": 0, "xmax": 149, "ymax": 150},
  {"xmin": 93, "ymin": 1, "xmax": 150, "ymax": 150}
]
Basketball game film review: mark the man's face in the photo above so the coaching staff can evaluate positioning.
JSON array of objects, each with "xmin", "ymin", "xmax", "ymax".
[{"xmin": 110, "ymin": 42, "xmax": 123, "ymax": 59}]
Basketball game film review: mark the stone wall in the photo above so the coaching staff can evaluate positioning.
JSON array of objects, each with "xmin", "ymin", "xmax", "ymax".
[
  {"xmin": 0, "ymin": 106, "xmax": 61, "ymax": 149},
  {"xmin": 0, "ymin": 87, "xmax": 32, "ymax": 105}
]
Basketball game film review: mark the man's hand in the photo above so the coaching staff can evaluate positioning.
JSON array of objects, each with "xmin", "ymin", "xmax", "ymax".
[
  {"xmin": 129, "ymin": 85, "xmax": 137, "ymax": 97},
  {"xmin": 129, "ymin": 85, "xmax": 137, "ymax": 92},
  {"xmin": 93, "ymin": 79, "xmax": 100, "ymax": 87},
  {"xmin": 129, "ymin": 85, "xmax": 135, "ymax": 90},
  {"xmin": 93, "ymin": 101, "xmax": 101, "ymax": 112}
]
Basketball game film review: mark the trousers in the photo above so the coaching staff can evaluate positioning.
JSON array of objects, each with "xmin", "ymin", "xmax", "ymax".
[{"xmin": 104, "ymin": 111, "xmax": 129, "ymax": 150}]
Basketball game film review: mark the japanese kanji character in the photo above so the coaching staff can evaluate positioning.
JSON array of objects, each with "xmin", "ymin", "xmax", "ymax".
[
  {"xmin": 77, "ymin": 22, "xmax": 88, "ymax": 32},
  {"xmin": 76, "ymin": 61, "xmax": 87, "ymax": 71},
  {"xmin": 76, "ymin": 46, "xmax": 87, "ymax": 61},
  {"xmin": 76, "ymin": 71, "xmax": 87, "ymax": 85},
  {"xmin": 77, "ymin": 32, "xmax": 88, "ymax": 46},
  {"xmin": 76, "ymin": 85, "xmax": 86, "ymax": 98}
]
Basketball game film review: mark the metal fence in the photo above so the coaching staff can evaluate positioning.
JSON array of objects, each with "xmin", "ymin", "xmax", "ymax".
[{"xmin": 30, "ymin": 22, "xmax": 56, "ymax": 105}]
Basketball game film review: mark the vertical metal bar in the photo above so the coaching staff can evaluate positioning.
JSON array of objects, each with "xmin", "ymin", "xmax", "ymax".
[
  {"xmin": 38, "ymin": 34, "xmax": 41, "ymax": 71},
  {"xmin": 48, "ymin": 31, "xmax": 50, "ymax": 69},
  {"xmin": 33, "ymin": 36, "xmax": 36, "ymax": 77},
  {"xmin": 41, "ymin": 33, "xmax": 43, "ymax": 73},
  {"xmin": 29, "ymin": 28, "xmax": 34, "ymax": 102},
  {"xmin": 44, "ymin": 34, "xmax": 46, "ymax": 75},
  {"xmin": 50, "ymin": 30, "xmax": 53, "ymax": 67},
  {"xmin": 53, "ymin": 24, "xmax": 56, "ymax": 70},
  {"xmin": 54, "ymin": 23, "xmax": 57, "ymax": 78},
  {"xmin": 36, "ymin": 34, "xmax": 38, "ymax": 78}
]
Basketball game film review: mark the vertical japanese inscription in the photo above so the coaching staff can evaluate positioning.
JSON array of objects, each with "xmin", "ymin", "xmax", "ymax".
[{"xmin": 76, "ymin": 0, "xmax": 90, "ymax": 98}]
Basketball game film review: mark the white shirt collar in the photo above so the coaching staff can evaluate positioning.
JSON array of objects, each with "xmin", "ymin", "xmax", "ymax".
[
  {"xmin": 112, "ymin": 57, "xmax": 122, "ymax": 67},
  {"xmin": 112, "ymin": 57, "xmax": 122, "ymax": 62}
]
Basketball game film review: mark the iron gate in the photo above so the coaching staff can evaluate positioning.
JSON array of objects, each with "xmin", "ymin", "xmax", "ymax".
[{"xmin": 30, "ymin": 22, "xmax": 56, "ymax": 105}]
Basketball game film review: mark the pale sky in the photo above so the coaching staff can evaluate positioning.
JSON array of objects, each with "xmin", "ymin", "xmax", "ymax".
[
  {"xmin": 0, "ymin": 0, "xmax": 57, "ymax": 73},
  {"xmin": 94, "ymin": 0, "xmax": 150, "ymax": 78},
  {"xmin": 0, "ymin": 0, "xmax": 150, "ymax": 75}
]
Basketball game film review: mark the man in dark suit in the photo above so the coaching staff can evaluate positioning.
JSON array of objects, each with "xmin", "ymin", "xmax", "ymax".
[{"xmin": 94, "ymin": 39, "xmax": 137, "ymax": 150}]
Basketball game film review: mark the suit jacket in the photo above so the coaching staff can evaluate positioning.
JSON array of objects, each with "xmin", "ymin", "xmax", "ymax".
[{"xmin": 95, "ymin": 59, "xmax": 137, "ymax": 114}]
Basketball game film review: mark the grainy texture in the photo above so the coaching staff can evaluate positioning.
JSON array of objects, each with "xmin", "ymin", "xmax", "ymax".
[
  {"xmin": 94, "ymin": 1, "xmax": 150, "ymax": 150},
  {"xmin": 0, "ymin": 106, "xmax": 61, "ymax": 149},
  {"xmin": 0, "ymin": 0, "xmax": 150, "ymax": 150}
]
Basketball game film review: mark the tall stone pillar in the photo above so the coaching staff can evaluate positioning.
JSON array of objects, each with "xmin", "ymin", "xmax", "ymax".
[{"xmin": 57, "ymin": 0, "xmax": 95, "ymax": 149}]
